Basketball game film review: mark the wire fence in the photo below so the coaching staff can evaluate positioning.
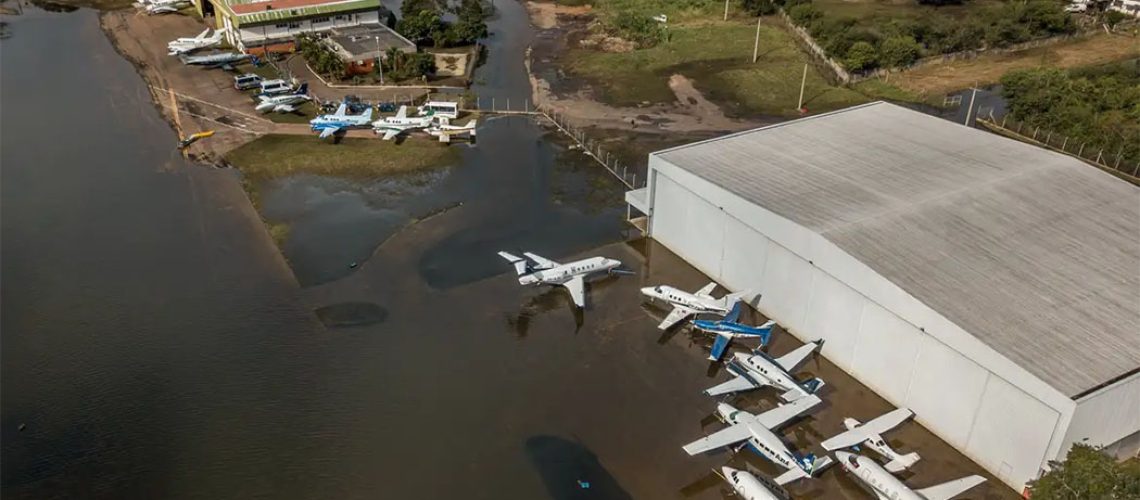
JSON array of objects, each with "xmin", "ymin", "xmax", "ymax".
[{"xmin": 978, "ymin": 112, "xmax": 1140, "ymax": 185}]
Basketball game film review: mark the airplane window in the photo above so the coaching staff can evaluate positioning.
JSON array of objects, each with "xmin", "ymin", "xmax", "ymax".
[{"xmin": 848, "ymin": 455, "xmax": 860, "ymax": 468}]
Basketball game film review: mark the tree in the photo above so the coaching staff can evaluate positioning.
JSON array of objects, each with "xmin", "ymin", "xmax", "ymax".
[
  {"xmin": 1105, "ymin": 11, "xmax": 1128, "ymax": 30},
  {"xmin": 400, "ymin": 0, "xmax": 437, "ymax": 16},
  {"xmin": 397, "ymin": 9, "xmax": 445, "ymax": 43},
  {"xmin": 879, "ymin": 35, "xmax": 921, "ymax": 68},
  {"xmin": 1027, "ymin": 444, "xmax": 1140, "ymax": 499},
  {"xmin": 742, "ymin": 0, "xmax": 778, "ymax": 16},
  {"xmin": 844, "ymin": 41, "xmax": 878, "ymax": 71},
  {"xmin": 448, "ymin": 0, "xmax": 488, "ymax": 44}
]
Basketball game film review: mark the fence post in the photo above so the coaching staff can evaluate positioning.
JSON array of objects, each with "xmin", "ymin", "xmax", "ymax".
[
  {"xmin": 1032, "ymin": 127, "xmax": 1039, "ymax": 140},
  {"xmin": 1061, "ymin": 137, "xmax": 1068, "ymax": 151},
  {"xmin": 1133, "ymin": 161, "xmax": 1140, "ymax": 177},
  {"xmin": 1017, "ymin": 122, "xmax": 1023, "ymax": 134},
  {"xmin": 1045, "ymin": 131, "xmax": 1051, "ymax": 144},
  {"xmin": 1095, "ymin": 149, "xmax": 1103, "ymax": 164},
  {"xmin": 1114, "ymin": 145, "xmax": 1125, "ymax": 169},
  {"xmin": 1078, "ymin": 143, "xmax": 1085, "ymax": 157}
]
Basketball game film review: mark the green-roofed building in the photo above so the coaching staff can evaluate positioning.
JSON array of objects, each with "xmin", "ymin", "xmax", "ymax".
[{"xmin": 193, "ymin": 0, "xmax": 394, "ymax": 54}]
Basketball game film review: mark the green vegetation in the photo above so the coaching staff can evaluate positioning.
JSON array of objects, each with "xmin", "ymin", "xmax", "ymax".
[
  {"xmin": 297, "ymin": 34, "xmax": 347, "ymax": 80},
  {"xmin": 379, "ymin": 49, "xmax": 437, "ymax": 81},
  {"xmin": 267, "ymin": 222, "xmax": 291, "ymax": 248},
  {"xmin": 566, "ymin": 19, "xmax": 911, "ymax": 117},
  {"xmin": 782, "ymin": 0, "xmax": 1077, "ymax": 71},
  {"xmin": 225, "ymin": 134, "xmax": 461, "ymax": 183},
  {"xmin": 1000, "ymin": 61, "xmax": 1140, "ymax": 167},
  {"xmin": 1027, "ymin": 444, "xmax": 1140, "ymax": 499},
  {"xmin": 397, "ymin": 0, "xmax": 489, "ymax": 47}
]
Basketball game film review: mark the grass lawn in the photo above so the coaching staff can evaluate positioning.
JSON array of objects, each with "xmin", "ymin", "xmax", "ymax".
[
  {"xmin": 810, "ymin": 0, "xmax": 1001, "ymax": 22},
  {"xmin": 225, "ymin": 134, "xmax": 461, "ymax": 184},
  {"xmin": 565, "ymin": 18, "xmax": 913, "ymax": 117}
]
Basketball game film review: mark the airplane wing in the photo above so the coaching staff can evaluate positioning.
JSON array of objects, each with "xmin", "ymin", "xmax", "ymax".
[
  {"xmin": 708, "ymin": 333, "xmax": 733, "ymax": 362},
  {"xmin": 275, "ymin": 104, "xmax": 295, "ymax": 113},
  {"xmin": 723, "ymin": 301, "xmax": 742, "ymax": 323},
  {"xmin": 695, "ymin": 281, "xmax": 718, "ymax": 298},
  {"xmin": 703, "ymin": 361, "xmax": 764, "ymax": 396},
  {"xmin": 195, "ymin": 27, "xmax": 210, "ymax": 39},
  {"xmin": 753, "ymin": 394, "xmax": 821, "ymax": 430},
  {"xmin": 318, "ymin": 126, "xmax": 340, "ymax": 139},
  {"xmin": 562, "ymin": 276, "xmax": 586, "ymax": 308},
  {"xmin": 522, "ymin": 252, "xmax": 559, "ymax": 270},
  {"xmin": 657, "ymin": 305, "xmax": 694, "ymax": 330},
  {"xmin": 821, "ymin": 408, "xmax": 913, "ymax": 451},
  {"xmin": 774, "ymin": 341, "xmax": 820, "ymax": 372},
  {"xmin": 915, "ymin": 475, "xmax": 986, "ymax": 500},
  {"xmin": 681, "ymin": 423, "xmax": 752, "ymax": 456},
  {"xmin": 380, "ymin": 129, "xmax": 400, "ymax": 141}
]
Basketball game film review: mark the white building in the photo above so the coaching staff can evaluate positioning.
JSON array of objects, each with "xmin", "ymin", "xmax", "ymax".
[
  {"xmin": 194, "ymin": 0, "xmax": 390, "ymax": 53},
  {"xmin": 625, "ymin": 102, "xmax": 1140, "ymax": 491},
  {"xmin": 1109, "ymin": 0, "xmax": 1140, "ymax": 17}
]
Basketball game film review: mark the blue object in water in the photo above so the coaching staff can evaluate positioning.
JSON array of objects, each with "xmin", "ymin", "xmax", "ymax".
[{"xmin": 577, "ymin": 480, "xmax": 590, "ymax": 489}]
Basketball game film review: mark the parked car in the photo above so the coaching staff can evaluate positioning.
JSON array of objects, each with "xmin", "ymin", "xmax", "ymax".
[
  {"xmin": 258, "ymin": 79, "xmax": 292, "ymax": 96},
  {"xmin": 1065, "ymin": 2, "xmax": 1088, "ymax": 12},
  {"xmin": 233, "ymin": 73, "xmax": 263, "ymax": 91}
]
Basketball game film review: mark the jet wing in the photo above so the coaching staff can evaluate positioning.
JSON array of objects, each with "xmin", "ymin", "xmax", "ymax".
[
  {"xmin": 562, "ymin": 276, "xmax": 586, "ymax": 308},
  {"xmin": 695, "ymin": 281, "xmax": 717, "ymax": 298},
  {"xmin": 703, "ymin": 361, "xmax": 764, "ymax": 396},
  {"xmin": 380, "ymin": 129, "xmax": 400, "ymax": 141},
  {"xmin": 708, "ymin": 333, "xmax": 733, "ymax": 362},
  {"xmin": 753, "ymin": 394, "xmax": 821, "ymax": 430},
  {"xmin": 657, "ymin": 305, "xmax": 694, "ymax": 330},
  {"xmin": 915, "ymin": 475, "xmax": 986, "ymax": 500},
  {"xmin": 522, "ymin": 252, "xmax": 559, "ymax": 270},
  {"xmin": 774, "ymin": 341, "xmax": 820, "ymax": 372},
  {"xmin": 821, "ymin": 408, "xmax": 914, "ymax": 451},
  {"xmin": 681, "ymin": 423, "xmax": 752, "ymax": 456},
  {"xmin": 318, "ymin": 126, "xmax": 340, "ymax": 139},
  {"xmin": 275, "ymin": 104, "xmax": 295, "ymax": 113}
]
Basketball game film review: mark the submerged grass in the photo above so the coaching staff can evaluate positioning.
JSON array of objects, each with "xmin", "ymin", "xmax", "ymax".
[
  {"xmin": 565, "ymin": 18, "xmax": 915, "ymax": 117},
  {"xmin": 224, "ymin": 134, "xmax": 461, "ymax": 183}
]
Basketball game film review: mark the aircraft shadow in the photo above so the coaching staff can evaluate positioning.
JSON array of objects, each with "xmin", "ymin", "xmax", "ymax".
[{"xmin": 523, "ymin": 435, "xmax": 633, "ymax": 500}]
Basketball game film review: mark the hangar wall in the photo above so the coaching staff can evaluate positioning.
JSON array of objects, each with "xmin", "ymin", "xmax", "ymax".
[
  {"xmin": 645, "ymin": 158, "xmax": 1077, "ymax": 489},
  {"xmin": 1062, "ymin": 372, "xmax": 1140, "ymax": 460}
]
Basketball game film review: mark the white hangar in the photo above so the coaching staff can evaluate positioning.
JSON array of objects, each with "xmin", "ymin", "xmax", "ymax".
[{"xmin": 624, "ymin": 102, "xmax": 1140, "ymax": 491}]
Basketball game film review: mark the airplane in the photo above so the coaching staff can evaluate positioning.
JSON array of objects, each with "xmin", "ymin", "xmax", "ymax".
[
  {"xmin": 692, "ymin": 302, "xmax": 777, "ymax": 361},
  {"xmin": 371, "ymin": 105, "xmax": 434, "ymax": 141},
  {"xmin": 716, "ymin": 466, "xmax": 790, "ymax": 500},
  {"xmin": 822, "ymin": 408, "xmax": 921, "ymax": 472},
  {"xmin": 179, "ymin": 52, "xmax": 254, "ymax": 70},
  {"xmin": 426, "ymin": 118, "xmax": 477, "ymax": 143},
  {"xmin": 147, "ymin": 2, "xmax": 190, "ymax": 14},
  {"xmin": 309, "ymin": 102, "xmax": 374, "ymax": 140},
  {"xmin": 836, "ymin": 451, "xmax": 986, "ymax": 500},
  {"xmin": 682, "ymin": 398, "xmax": 833, "ymax": 486},
  {"xmin": 167, "ymin": 28, "xmax": 225, "ymax": 55},
  {"xmin": 254, "ymin": 83, "xmax": 310, "ymax": 113},
  {"xmin": 640, "ymin": 282, "xmax": 748, "ymax": 330},
  {"xmin": 703, "ymin": 340, "xmax": 825, "ymax": 401},
  {"xmin": 498, "ymin": 251, "xmax": 629, "ymax": 308}
]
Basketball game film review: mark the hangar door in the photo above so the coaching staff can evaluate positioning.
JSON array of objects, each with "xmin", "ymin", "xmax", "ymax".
[{"xmin": 649, "ymin": 171, "xmax": 727, "ymax": 279}]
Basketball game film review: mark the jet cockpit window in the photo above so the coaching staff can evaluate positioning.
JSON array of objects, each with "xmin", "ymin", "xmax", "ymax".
[{"xmin": 847, "ymin": 455, "xmax": 860, "ymax": 468}]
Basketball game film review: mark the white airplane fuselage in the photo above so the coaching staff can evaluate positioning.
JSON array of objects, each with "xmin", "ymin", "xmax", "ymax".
[
  {"xmin": 721, "ymin": 466, "xmax": 785, "ymax": 500},
  {"xmin": 256, "ymin": 94, "xmax": 309, "ymax": 113},
  {"xmin": 718, "ymin": 403, "xmax": 803, "ymax": 473},
  {"xmin": 732, "ymin": 351, "xmax": 802, "ymax": 395},
  {"xmin": 837, "ymin": 452, "xmax": 924, "ymax": 500},
  {"xmin": 640, "ymin": 285, "xmax": 731, "ymax": 315},
  {"xmin": 519, "ymin": 256, "xmax": 620, "ymax": 286}
]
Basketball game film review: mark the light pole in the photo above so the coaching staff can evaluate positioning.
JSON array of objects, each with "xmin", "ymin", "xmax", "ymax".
[{"xmin": 375, "ymin": 36, "xmax": 384, "ymax": 85}]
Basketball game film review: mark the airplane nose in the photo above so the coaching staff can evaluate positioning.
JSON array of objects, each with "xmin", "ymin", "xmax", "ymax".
[
  {"xmin": 639, "ymin": 287, "xmax": 655, "ymax": 296},
  {"xmin": 720, "ymin": 466, "xmax": 739, "ymax": 477}
]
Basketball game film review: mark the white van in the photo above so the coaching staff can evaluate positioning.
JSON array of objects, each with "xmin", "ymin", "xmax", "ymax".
[
  {"xmin": 258, "ymin": 79, "xmax": 292, "ymax": 96},
  {"xmin": 418, "ymin": 101, "xmax": 459, "ymax": 120},
  {"xmin": 233, "ymin": 73, "xmax": 263, "ymax": 90}
]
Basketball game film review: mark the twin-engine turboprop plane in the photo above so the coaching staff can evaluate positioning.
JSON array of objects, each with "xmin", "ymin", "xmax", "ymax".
[
  {"xmin": 822, "ymin": 408, "xmax": 921, "ymax": 472},
  {"xmin": 498, "ymin": 251, "xmax": 631, "ymax": 308},
  {"xmin": 704, "ymin": 340, "xmax": 826, "ymax": 401}
]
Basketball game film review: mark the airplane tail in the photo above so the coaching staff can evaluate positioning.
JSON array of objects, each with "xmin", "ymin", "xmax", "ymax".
[
  {"xmin": 802, "ymin": 377, "xmax": 825, "ymax": 395},
  {"xmin": 719, "ymin": 290, "xmax": 750, "ymax": 309},
  {"xmin": 361, "ymin": 107, "xmax": 374, "ymax": 120},
  {"xmin": 498, "ymin": 251, "xmax": 530, "ymax": 275},
  {"xmin": 884, "ymin": 452, "xmax": 921, "ymax": 473},
  {"xmin": 756, "ymin": 319, "xmax": 776, "ymax": 345},
  {"xmin": 295, "ymin": 83, "xmax": 308, "ymax": 95},
  {"xmin": 914, "ymin": 475, "xmax": 986, "ymax": 500},
  {"xmin": 773, "ymin": 453, "xmax": 834, "ymax": 486}
]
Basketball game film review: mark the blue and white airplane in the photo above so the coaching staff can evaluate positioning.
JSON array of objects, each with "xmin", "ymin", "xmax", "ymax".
[
  {"xmin": 309, "ymin": 103, "xmax": 374, "ymax": 139},
  {"xmin": 682, "ymin": 398, "xmax": 833, "ymax": 486},
  {"xmin": 692, "ymin": 302, "xmax": 777, "ymax": 361},
  {"xmin": 704, "ymin": 340, "xmax": 825, "ymax": 401}
]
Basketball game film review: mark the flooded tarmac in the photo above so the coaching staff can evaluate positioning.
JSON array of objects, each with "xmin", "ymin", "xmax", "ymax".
[{"xmin": 3, "ymin": 3, "xmax": 1020, "ymax": 500}]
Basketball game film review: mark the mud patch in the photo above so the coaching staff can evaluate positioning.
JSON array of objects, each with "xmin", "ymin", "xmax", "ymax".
[{"xmin": 314, "ymin": 302, "xmax": 388, "ymax": 328}]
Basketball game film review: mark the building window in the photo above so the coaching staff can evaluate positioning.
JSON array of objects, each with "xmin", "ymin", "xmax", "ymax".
[
  {"xmin": 311, "ymin": 16, "xmax": 330, "ymax": 23},
  {"xmin": 288, "ymin": 22, "xmax": 301, "ymax": 28},
  {"xmin": 275, "ymin": 23, "xmax": 288, "ymax": 28}
]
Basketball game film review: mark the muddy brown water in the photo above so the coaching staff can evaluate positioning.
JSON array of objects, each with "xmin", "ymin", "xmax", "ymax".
[{"xmin": 3, "ymin": 3, "xmax": 1019, "ymax": 500}]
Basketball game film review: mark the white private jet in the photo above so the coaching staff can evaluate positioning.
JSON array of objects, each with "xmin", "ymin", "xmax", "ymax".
[
  {"xmin": 822, "ymin": 408, "xmax": 920, "ymax": 472},
  {"xmin": 255, "ymin": 83, "xmax": 310, "ymax": 113},
  {"xmin": 704, "ymin": 340, "xmax": 825, "ymax": 401},
  {"xmin": 836, "ymin": 451, "xmax": 985, "ymax": 500},
  {"xmin": 372, "ymin": 105, "xmax": 435, "ymax": 141},
  {"xmin": 167, "ymin": 28, "xmax": 225, "ymax": 55},
  {"xmin": 426, "ymin": 118, "xmax": 477, "ymax": 143},
  {"xmin": 310, "ymin": 103, "xmax": 374, "ymax": 140},
  {"xmin": 682, "ymin": 398, "xmax": 833, "ymax": 486},
  {"xmin": 498, "ymin": 251, "xmax": 629, "ymax": 308},
  {"xmin": 716, "ymin": 466, "xmax": 790, "ymax": 500},
  {"xmin": 640, "ymin": 282, "xmax": 747, "ymax": 330}
]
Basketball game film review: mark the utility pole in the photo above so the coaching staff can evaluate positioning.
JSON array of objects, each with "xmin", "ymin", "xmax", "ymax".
[
  {"xmin": 964, "ymin": 83, "xmax": 978, "ymax": 126},
  {"xmin": 723, "ymin": 0, "xmax": 729, "ymax": 21},
  {"xmin": 752, "ymin": 16, "xmax": 761, "ymax": 63},
  {"xmin": 375, "ymin": 36, "xmax": 384, "ymax": 85},
  {"xmin": 796, "ymin": 63, "xmax": 808, "ymax": 111}
]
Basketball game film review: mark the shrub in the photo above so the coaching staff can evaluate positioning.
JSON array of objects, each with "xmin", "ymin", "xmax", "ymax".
[
  {"xmin": 742, "ymin": 0, "xmax": 778, "ymax": 16},
  {"xmin": 787, "ymin": 3, "xmax": 821, "ymax": 25},
  {"xmin": 607, "ymin": 11, "xmax": 667, "ymax": 48},
  {"xmin": 879, "ymin": 35, "xmax": 921, "ymax": 67},
  {"xmin": 845, "ymin": 41, "xmax": 878, "ymax": 70}
]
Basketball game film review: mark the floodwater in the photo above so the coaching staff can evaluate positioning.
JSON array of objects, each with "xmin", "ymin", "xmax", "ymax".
[{"xmin": 2, "ymin": 4, "xmax": 1019, "ymax": 500}]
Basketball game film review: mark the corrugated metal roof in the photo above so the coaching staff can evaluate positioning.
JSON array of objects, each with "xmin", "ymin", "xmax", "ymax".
[
  {"xmin": 220, "ymin": 0, "xmax": 381, "ymax": 26},
  {"xmin": 655, "ymin": 102, "xmax": 1140, "ymax": 398}
]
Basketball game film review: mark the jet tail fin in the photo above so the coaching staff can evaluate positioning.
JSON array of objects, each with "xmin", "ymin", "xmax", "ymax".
[
  {"xmin": 498, "ymin": 251, "xmax": 530, "ymax": 275},
  {"xmin": 914, "ymin": 475, "xmax": 986, "ymax": 500},
  {"xmin": 295, "ymin": 83, "xmax": 308, "ymax": 95},
  {"xmin": 720, "ymin": 290, "xmax": 750, "ymax": 309},
  {"xmin": 780, "ymin": 377, "xmax": 825, "ymax": 402},
  {"xmin": 361, "ymin": 107, "xmax": 374, "ymax": 120},
  {"xmin": 885, "ymin": 452, "xmax": 921, "ymax": 473}
]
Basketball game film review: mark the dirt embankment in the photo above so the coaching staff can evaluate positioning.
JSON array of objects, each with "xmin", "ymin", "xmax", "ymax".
[{"xmin": 524, "ymin": 1, "xmax": 765, "ymax": 134}]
